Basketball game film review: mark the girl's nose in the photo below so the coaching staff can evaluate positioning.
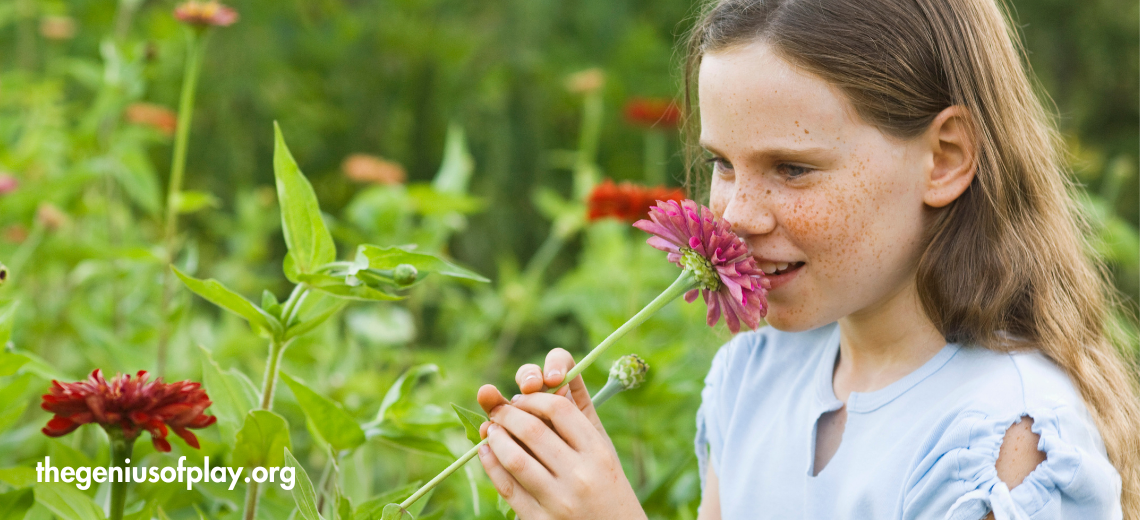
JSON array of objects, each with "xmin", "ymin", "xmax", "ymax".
[{"xmin": 721, "ymin": 186, "xmax": 777, "ymax": 237}]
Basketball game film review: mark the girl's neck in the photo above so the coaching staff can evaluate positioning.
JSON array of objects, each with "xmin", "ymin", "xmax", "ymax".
[{"xmin": 832, "ymin": 276, "xmax": 947, "ymax": 404}]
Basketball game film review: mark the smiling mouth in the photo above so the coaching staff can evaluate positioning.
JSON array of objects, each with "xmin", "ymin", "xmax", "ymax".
[{"xmin": 760, "ymin": 261, "xmax": 805, "ymax": 276}]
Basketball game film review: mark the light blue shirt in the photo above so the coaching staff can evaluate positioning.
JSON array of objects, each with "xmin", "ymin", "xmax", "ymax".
[{"xmin": 695, "ymin": 322, "xmax": 1122, "ymax": 519}]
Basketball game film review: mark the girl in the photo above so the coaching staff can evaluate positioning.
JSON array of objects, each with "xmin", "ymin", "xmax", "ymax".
[{"xmin": 475, "ymin": 0, "xmax": 1140, "ymax": 518}]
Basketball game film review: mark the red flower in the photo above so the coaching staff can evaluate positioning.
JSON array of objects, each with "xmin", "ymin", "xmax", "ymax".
[
  {"xmin": 125, "ymin": 103, "xmax": 178, "ymax": 137},
  {"xmin": 623, "ymin": 98, "xmax": 681, "ymax": 129},
  {"xmin": 174, "ymin": 1, "xmax": 239, "ymax": 27},
  {"xmin": 41, "ymin": 370, "xmax": 217, "ymax": 452},
  {"xmin": 588, "ymin": 179, "xmax": 686, "ymax": 223}
]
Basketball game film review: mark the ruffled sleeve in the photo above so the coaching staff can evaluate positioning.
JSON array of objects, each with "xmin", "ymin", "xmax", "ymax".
[{"xmin": 902, "ymin": 406, "xmax": 1122, "ymax": 520}]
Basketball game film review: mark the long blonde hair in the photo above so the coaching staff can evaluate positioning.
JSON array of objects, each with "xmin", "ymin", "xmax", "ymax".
[{"xmin": 680, "ymin": 0, "xmax": 1140, "ymax": 516}]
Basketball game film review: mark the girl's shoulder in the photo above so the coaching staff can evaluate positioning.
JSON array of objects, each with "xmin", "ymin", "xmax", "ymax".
[
  {"xmin": 704, "ymin": 321, "xmax": 835, "ymax": 386},
  {"xmin": 903, "ymin": 346, "xmax": 1123, "ymax": 520}
]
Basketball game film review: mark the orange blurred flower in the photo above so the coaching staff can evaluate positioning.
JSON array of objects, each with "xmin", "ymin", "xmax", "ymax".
[
  {"xmin": 566, "ymin": 68, "xmax": 606, "ymax": 95},
  {"xmin": 3, "ymin": 225, "xmax": 28, "ymax": 244},
  {"xmin": 39, "ymin": 16, "xmax": 77, "ymax": 40},
  {"xmin": 174, "ymin": 1, "xmax": 239, "ymax": 27},
  {"xmin": 125, "ymin": 103, "xmax": 178, "ymax": 136},
  {"xmin": 342, "ymin": 154, "xmax": 406, "ymax": 185},
  {"xmin": 588, "ymin": 179, "xmax": 686, "ymax": 223},
  {"xmin": 36, "ymin": 203, "xmax": 68, "ymax": 231},
  {"xmin": 623, "ymin": 98, "xmax": 681, "ymax": 129}
]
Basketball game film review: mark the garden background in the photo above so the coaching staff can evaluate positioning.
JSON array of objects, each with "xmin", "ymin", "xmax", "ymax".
[{"xmin": 0, "ymin": 0, "xmax": 1136, "ymax": 519}]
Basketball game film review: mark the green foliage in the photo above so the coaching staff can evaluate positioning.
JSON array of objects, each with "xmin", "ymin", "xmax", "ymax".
[
  {"xmin": 281, "ymin": 372, "xmax": 366, "ymax": 452},
  {"xmin": 232, "ymin": 410, "xmax": 293, "ymax": 470},
  {"xmin": 34, "ymin": 482, "xmax": 105, "ymax": 520},
  {"xmin": 450, "ymin": 404, "xmax": 486, "ymax": 446},
  {"xmin": 274, "ymin": 122, "xmax": 338, "ymax": 282},
  {"xmin": 285, "ymin": 448, "xmax": 324, "ymax": 520}
]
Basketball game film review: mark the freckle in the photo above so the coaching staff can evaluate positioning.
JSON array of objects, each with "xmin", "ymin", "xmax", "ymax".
[{"xmin": 804, "ymin": 129, "xmax": 809, "ymax": 134}]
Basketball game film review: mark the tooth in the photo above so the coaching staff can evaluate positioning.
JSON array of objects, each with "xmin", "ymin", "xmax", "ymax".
[
  {"xmin": 760, "ymin": 263, "xmax": 777, "ymax": 274},
  {"xmin": 776, "ymin": 262, "xmax": 789, "ymax": 271}
]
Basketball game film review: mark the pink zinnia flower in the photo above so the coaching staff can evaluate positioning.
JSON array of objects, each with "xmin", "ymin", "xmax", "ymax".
[
  {"xmin": 634, "ymin": 199, "xmax": 769, "ymax": 333},
  {"xmin": 41, "ymin": 370, "xmax": 217, "ymax": 452}
]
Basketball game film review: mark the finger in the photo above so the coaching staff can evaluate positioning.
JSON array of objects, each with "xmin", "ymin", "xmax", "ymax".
[
  {"xmin": 478, "ymin": 441, "xmax": 542, "ymax": 516},
  {"xmin": 477, "ymin": 384, "xmax": 509, "ymax": 415},
  {"xmin": 490, "ymin": 404, "xmax": 574, "ymax": 474},
  {"xmin": 515, "ymin": 364, "xmax": 544, "ymax": 394},
  {"xmin": 485, "ymin": 422, "xmax": 558, "ymax": 501},
  {"xmin": 511, "ymin": 392, "xmax": 600, "ymax": 452},
  {"xmin": 544, "ymin": 349, "xmax": 593, "ymax": 413}
]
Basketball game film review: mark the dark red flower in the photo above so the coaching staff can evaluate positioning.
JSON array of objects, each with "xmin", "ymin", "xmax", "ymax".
[
  {"xmin": 41, "ymin": 370, "xmax": 217, "ymax": 452},
  {"xmin": 174, "ymin": 1, "xmax": 239, "ymax": 27},
  {"xmin": 623, "ymin": 98, "xmax": 681, "ymax": 129},
  {"xmin": 588, "ymin": 179, "xmax": 686, "ymax": 223}
]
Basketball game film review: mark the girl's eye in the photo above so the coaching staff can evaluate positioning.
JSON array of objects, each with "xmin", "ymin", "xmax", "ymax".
[
  {"xmin": 704, "ymin": 157, "xmax": 733, "ymax": 173},
  {"xmin": 777, "ymin": 163, "xmax": 813, "ymax": 179}
]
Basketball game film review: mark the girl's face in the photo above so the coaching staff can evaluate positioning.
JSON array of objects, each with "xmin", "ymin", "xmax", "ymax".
[{"xmin": 699, "ymin": 42, "xmax": 936, "ymax": 332}]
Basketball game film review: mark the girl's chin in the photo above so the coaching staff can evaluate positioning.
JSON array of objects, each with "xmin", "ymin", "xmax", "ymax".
[{"xmin": 761, "ymin": 306, "xmax": 828, "ymax": 333}]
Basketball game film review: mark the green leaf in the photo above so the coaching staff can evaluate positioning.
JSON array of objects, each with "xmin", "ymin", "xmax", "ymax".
[
  {"xmin": 284, "ymin": 295, "xmax": 349, "ymax": 341},
  {"xmin": 337, "ymin": 495, "xmax": 353, "ymax": 520},
  {"xmin": 298, "ymin": 273, "xmax": 402, "ymax": 302},
  {"xmin": 0, "ymin": 467, "xmax": 37, "ymax": 488},
  {"xmin": 284, "ymin": 448, "xmax": 323, "ymax": 520},
  {"xmin": 0, "ymin": 352, "xmax": 29, "ymax": 377},
  {"xmin": 173, "ymin": 190, "xmax": 220, "ymax": 214},
  {"xmin": 352, "ymin": 481, "xmax": 422, "ymax": 520},
  {"xmin": 0, "ymin": 374, "xmax": 33, "ymax": 433},
  {"xmin": 405, "ymin": 185, "xmax": 484, "ymax": 216},
  {"xmin": 372, "ymin": 365, "xmax": 439, "ymax": 425},
  {"xmin": 365, "ymin": 426, "xmax": 452, "ymax": 459},
  {"xmin": 123, "ymin": 500, "xmax": 157, "ymax": 520},
  {"xmin": 34, "ymin": 483, "xmax": 105, "ymax": 520},
  {"xmin": 172, "ymin": 266, "xmax": 281, "ymax": 337},
  {"xmin": 232, "ymin": 410, "xmax": 292, "ymax": 469},
  {"xmin": 0, "ymin": 301, "xmax": 17, "ymax": 348},
  {"xmin": 280, "ymin": 372, "xmax": 365, "ymax": 452},
  {"xmin": 0, "ymin": 488, "xmax": 33, "ymax": 520},
  {"xmin": 381, "ymin": 504, "xmax": 414, "ymax": 520},
  {"xmin": 430, "ymin": 123, "xmax": 474, "ymax": 195},
  {"xmin": 198, "ymin": 346, "xmax": 260, "ymax": 444},
  {"xmin": 274, "ymin": 122, "xmax": 337, "ymax": 278},
  {"xmin": 450, "ymin": 403, "xmax": 486, "ymax": 446},
  {"xmin": 358, "ymin": 246, "xmax": 489, "ymax": 283}
]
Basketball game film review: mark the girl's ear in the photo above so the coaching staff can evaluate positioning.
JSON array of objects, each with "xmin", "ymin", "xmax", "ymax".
[{"xmin": 922, "ymin": 105, "xmax": 977, "ymax": 208}]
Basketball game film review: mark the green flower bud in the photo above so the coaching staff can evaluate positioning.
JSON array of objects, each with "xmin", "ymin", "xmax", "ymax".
[
  {"xmin": 393, "ymin": 264, "xmax": 418, "ymax": 286},
  {"xmin": 609, "ymin": 354, "xmax": 649, "ymax": 391}
]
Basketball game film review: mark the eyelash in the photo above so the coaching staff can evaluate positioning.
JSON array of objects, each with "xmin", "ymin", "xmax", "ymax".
[{"xmin": 703, "ymin": 157, "xmax": 813, "ymax": 179}]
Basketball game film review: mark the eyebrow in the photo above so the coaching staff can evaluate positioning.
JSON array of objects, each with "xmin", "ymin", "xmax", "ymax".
[{"xmin": 699, "ymin": 141, "xmax": 833, "ymax": 160}]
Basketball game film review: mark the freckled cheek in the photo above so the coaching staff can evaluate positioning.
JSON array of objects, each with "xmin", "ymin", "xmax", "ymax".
[{"xmin": 783, "ymin": 190, "xmax": 876, "ymax": 277}]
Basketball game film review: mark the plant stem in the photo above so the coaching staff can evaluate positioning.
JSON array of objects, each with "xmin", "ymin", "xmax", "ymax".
[
  {"xmin": 400, "ymin": 269, "xmax": 698, "ymax": 511},
  {"xmin": 157, "ymin": 29, "xmax": 207, "ymax": 376},
  {"xmin": 550, "ymin": 269, "xmax": 696, "ymax": 394},
  {"xmin": 242, "ymin": 480, "xmax": 260, "ymax": 520},
  {"xmin": 588, "ymin": 378, "xmax": 624, "ymax": 408},
  {"xmin": 259, "ymin": 337, "xmax": 289, "ymax": 411},
  {"xmin": 107, "ymin": 429, "xmax": 135, "ymax": 520}
]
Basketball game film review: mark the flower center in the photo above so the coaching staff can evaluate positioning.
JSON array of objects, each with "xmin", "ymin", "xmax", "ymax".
[{"xmin": 680, "ymin": 246, "xmax": 721, "ymax": 292}]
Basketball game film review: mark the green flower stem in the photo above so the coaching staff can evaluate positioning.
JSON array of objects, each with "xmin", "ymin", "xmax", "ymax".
[
  {"xmin": 259, "ymin": 336, "xmax": 290, "ymax": 411},
  {"xmin": 589, "ymin": 378, "xmax": 624, "ymax": 408},
  {"xmin": 280, "ymin": 283, "xmax": 309, "ymax": 327},
  {"xmin": 157, "ymin": 29, "xmax": 208, "ymax": 376},
  {"xmin": 400, "ymin": 269, "xmax": 698, "ymax": 511},
  {"xmin": 549, "ymin": 269, "xmax": 696, "ymax": 395},
  {"xmin": 643, "ymin": 131, "xmax": 667, "ymax": 186},
  {"xmin": 242, "ymin": 480, "xmax": 261, "ymax": 520},
  {"xmin": 107, "ymin": 429, "xmax": 135, "ymax": 520}
]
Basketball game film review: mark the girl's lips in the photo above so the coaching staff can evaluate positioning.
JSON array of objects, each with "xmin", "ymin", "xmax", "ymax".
[{"xmin": 764, "ymin": 262, "xmax": 804, "ymax": 290}]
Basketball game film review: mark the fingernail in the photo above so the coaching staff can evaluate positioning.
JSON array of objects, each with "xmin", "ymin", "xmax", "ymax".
[
  {"xmin": 488, "ymin": 423, "xmax": 501, "ymax": 434},
  {"xmin": 510, "ymin": 394, "xmax": 521, "ymax": 403},
  {"xmin": 546, "ymin": 370, "xmax": 560, "ymax": 380},
  {"xmin": 479, "ymin": 444, "xmax": 490, "ymax": 457},
  {"xmin": 523, "ymin": 374, "xmax": 538, "ymax": 384}
]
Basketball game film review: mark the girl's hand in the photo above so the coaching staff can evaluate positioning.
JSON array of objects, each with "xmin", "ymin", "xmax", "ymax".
[{"xmin": 474, "ymin": 349, "xmax": 646, "ymax": 520}]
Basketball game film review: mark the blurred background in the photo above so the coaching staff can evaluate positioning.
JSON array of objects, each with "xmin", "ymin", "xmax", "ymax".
[{"xmin": 0, "ymin": 0, "xmax": 1135, "ymax": 519}]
